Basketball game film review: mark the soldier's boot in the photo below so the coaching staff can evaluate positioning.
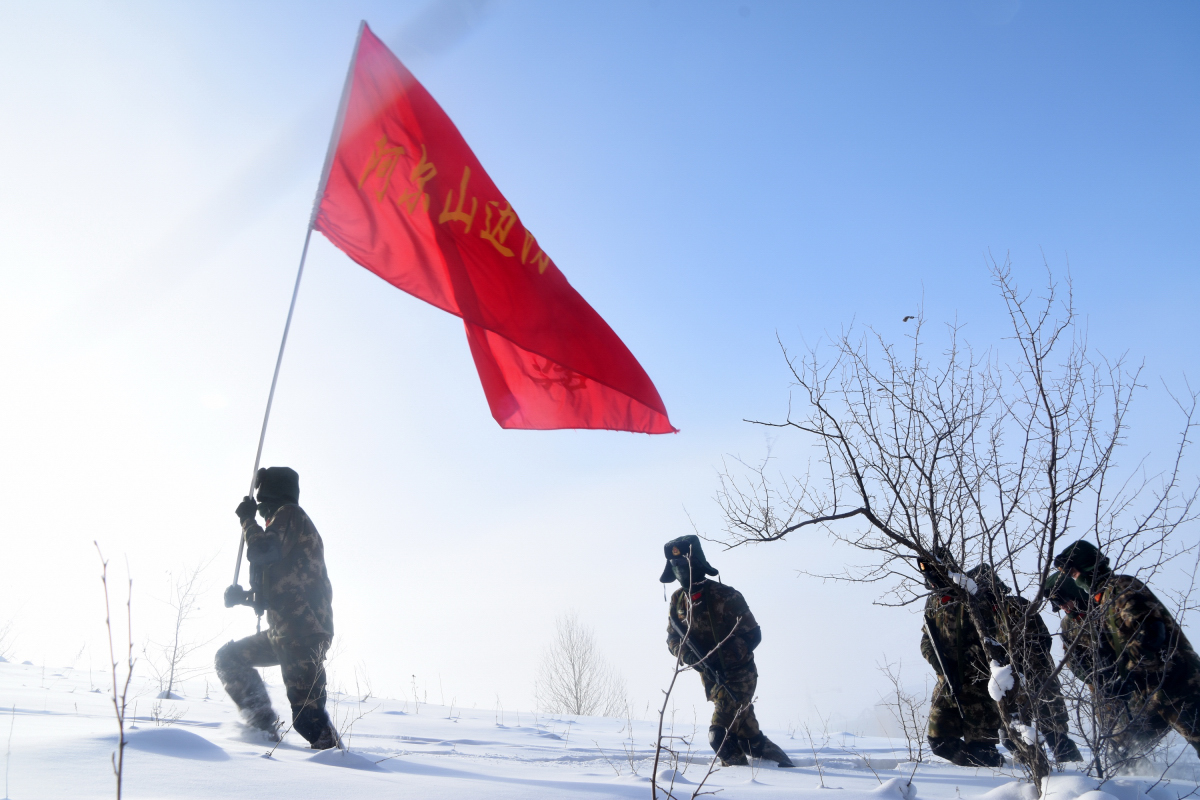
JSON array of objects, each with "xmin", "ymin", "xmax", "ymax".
[
  {"xmin": 929, "ymin": 736, "xmax": 973, "ymax": 767},
  {"xmin": 964, "ymin": 740, "xmax": 1004, "ymax": 768},
  {"xmin": 1042, "ymin": 730, "xmax": 1082, "ymax": 763},
  {"xmin": 241, "ymin": 699, "xmax": 280, "ymax": 741},
  {"xmin": 255, "ymin": 713, "xmax": 283, "ymax": 743},
  {"xmin": 309, "ymin": 724, "xmax": 341, "ymax": 751},
  {"xmin": 709, "ymin": 726, "xmax": 748, "ymax": 767},
  {"xmin": 294, "ymin": 707, "xmax": 339, "ymax": 750},
  {"xmin": 748, "ymin": 733, "xmax": 795, "ymax": 767},
  {"xmin": 228, "ymin": 678, "xmax": 280, "ymax": 739}
]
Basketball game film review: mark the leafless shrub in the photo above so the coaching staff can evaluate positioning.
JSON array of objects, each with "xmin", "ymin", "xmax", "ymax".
[
  {"xmin": 878, "ymin": 658, "xmax": 929, "ymax": 763},
  {"xmin": 336, "ymin": 697, "xmax": 378, "ymax": 751},
  {"xmin": 614, "ymin": 700, "xmax": 648, "ymax": 776},
  {"xmin": 149, "ymin": 699, "xmax": 185, "ymax": 727},
  {"xmin": 804, "ymin": 718, "xmax": 833, "ymax": 787},
  {"xmin": 535, "ymin": 612, "xmax": 627, "ymax": 718},
  {"xmin": 96, "ymin": 542, "xmax": 135, "ymax": 800},
  {"xmin": 715, "ymin": 259, "xmax": 1199, "ymax": 789},
  {"xmin": 146, "ymin": 559, "xmax": 215, "ymax": 700}
]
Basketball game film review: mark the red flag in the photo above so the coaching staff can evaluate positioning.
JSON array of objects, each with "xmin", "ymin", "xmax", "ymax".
[{"xmin": 313, "ymin": 25, "xmax": 676, "ymax": 434}]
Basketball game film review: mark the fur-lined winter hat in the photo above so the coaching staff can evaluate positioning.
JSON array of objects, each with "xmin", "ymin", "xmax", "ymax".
[
  {"xmin": 254, "ymin": 466, "xmax": 300, "ymax": 505},
  {"xmin": 659, "ymin": 535, "xmax": 719, "ymax": 583},
  {"xmin": 968, "ymin": 563, "xmax": 1010, "ymax": 598},
  {"xmin": 1054, "ymin": 540, "xmax": 1109, "ymax": 578}
]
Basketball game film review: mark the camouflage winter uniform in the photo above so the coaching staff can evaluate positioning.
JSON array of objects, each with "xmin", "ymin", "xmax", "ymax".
[
  {"xmin": 1093, "ymin": 574, "xmax": 1200, "ymax": 756},
  {"xmin": 1059, "ymin": 602, "xmax": 1169, "ymax": 758},
  {"xmin": 666, "ymin": 580, "xmax": 762, "ymax": 744},
  {"xmin": 1061, "ymin": 607, "xmax": 1109, "ymax": 685},
  {"xmin": 216, "ymin": 503, "xmax": 335, "ymax": 744},
  {"xmin": 215, "ymin": 631, "xmax": 331, "ymax": 735},
  {"xmin": 921, "ymin": 591, "xmax": 1003, "ymax": 748},
  {"xmin": 244, "ymin": 503, "xmax": 334, "ymax": 644},
  {"xmin": 993, "ymin": 595, "xmax": 1071, "ymax": 739}
]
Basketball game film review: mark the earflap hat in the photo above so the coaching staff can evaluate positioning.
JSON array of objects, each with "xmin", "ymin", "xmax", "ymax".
[
  {"xmin": 255, "ymin": 466, "xmax": 300, "ymax": 505},
  {"xmin": 659, "ymin": 535, "xmax": 719, "ymax": 583},
  {"xmin": 1054, "ymin": 540, "xmax": 1109, "ymax": 578}
]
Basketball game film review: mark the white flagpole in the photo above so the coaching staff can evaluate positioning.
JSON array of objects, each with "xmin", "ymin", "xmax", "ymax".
[{"xmin": 233, "ymin": 20, "xmax": 368, "ymax": 587}]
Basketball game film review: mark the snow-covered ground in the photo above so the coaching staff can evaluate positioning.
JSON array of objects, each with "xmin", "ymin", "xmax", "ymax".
[{"xmin": 2, "ymin": 660, "xmax": 1199, "ymax": 800}]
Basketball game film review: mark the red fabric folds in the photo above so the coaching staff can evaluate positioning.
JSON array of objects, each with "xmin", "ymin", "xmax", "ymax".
[{"xmin": 313, "ymin": 25, "xmax": 675, "ymax": 433}]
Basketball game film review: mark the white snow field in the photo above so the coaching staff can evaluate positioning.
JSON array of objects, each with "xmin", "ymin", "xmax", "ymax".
[{"xmin": 2, "ymin": 661, "xmax": 1199, "ymax": 800}]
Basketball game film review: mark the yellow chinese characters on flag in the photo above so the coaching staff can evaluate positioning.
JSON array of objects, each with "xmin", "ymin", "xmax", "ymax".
[{"xmin": 314, "ymin": 25, "xmax": 675, "ymax": 433}]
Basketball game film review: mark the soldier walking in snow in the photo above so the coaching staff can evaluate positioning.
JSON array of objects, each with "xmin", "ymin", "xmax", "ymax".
[
  {"xmin": 660, "ymin": 535, "xmax": 794, "ymax": 769},
  {"xmin": 1045, "ymin": 570, "xmax": 1168, "ymax": 763},
  {"xmin": 918, "ymin": 554, "xmax": 1005, "ymax": 768},
  {"xmin": 217, "ymin": 466, "xmax": 338, "ymax": 749},
  {"xmin": 969, "ymin": 565, "xmax": 1082, "ymax": 765},
  {"xmin": 1055, "ymin": 540, "xmax": 1200, "ymax": 759}
]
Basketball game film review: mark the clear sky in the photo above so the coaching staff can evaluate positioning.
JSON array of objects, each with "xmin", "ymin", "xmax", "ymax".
[{"xmin": 0, "ymin": 0, "xmax": 1197, "ymax": 729}]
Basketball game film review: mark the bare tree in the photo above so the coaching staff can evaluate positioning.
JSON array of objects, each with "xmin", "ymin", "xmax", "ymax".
[
  {"xmin": 146, "ymin": 560, "xmax": 216, "ymax": 700},
  {"xmin": 535, "ymin": 612, "xmax": 627, "ymax": 718},
  {"xmin": 714, "ymin": 259, "xmax": 1198, "ymax": 787}
]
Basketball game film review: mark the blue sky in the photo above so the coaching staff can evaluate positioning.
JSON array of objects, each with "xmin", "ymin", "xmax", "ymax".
[{"xmin": 0, "ymin": 1, "xmax": 1196, "ymax": 726}]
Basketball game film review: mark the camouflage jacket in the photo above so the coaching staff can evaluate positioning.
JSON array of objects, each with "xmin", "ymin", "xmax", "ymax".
[
  {"xmin": 921, "ymin": 591, "xmax": 989, "ymax": 691},
  {"xmin": 243, "ymin": 504, "xmax": 334, "ymax": 642},
  {"xmin": 1095, "ymin": 574, "xmax": 1197, "ymax": 681},
  {"xmin": 993, "ymin": 595, "xmax": 1055, "ymax": 679},
  {"xmin": 1060, "ymin": 608, "xmax": 1117, "ymax": 687},
  {"xmin": 666, "ymin": 580, "xmax": 759, "ymax": 673}
]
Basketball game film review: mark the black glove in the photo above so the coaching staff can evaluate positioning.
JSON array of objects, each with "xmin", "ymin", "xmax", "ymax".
[
  {"xmin": 235, "ymin": 495, "xmax": 257, "ymax": 523},
  {"xmin": 224, "ymin": 584, "xmax": 252, "ymax": 608},
  {"xmin": 669, "ymin": 640, "xmax": 698, "ymax": 665}
]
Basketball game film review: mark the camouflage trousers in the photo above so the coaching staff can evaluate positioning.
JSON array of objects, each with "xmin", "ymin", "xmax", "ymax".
[
  {"xmin": 215, "ymin": 631, "xmax": 332, "ymax": 745},
  {"xmin": 700, "ymin": 665, "xmax": 761, "ymax": 743},
  {"xmin": 928, "ymin": 676, "xmax": 1001, "ymax": 744},
  {"xmin": 1124, "ymin": 661, "xmax": 1200, "ymax": 757},
  {"xmin": 1093, "ymin": 688, "xmax": 1170, "ymax": 761},
  {"xmin": 1015, "ymin": 671, "xmax": 1071, "ymax": 736}
]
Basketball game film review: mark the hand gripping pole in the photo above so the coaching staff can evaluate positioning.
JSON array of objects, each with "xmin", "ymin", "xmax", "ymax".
[
  {"xmin": 230, "ymin": 21, "xmax": 366, "ymax": 587},
  {"xmin": 233, "ymin": 225, "xmax": 314, "ymax": 586}
]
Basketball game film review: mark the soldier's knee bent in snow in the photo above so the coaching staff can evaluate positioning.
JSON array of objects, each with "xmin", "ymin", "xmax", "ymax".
[{"xmin": 214, "ymin": 639, "xmax": 254, "ymax": 676}]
